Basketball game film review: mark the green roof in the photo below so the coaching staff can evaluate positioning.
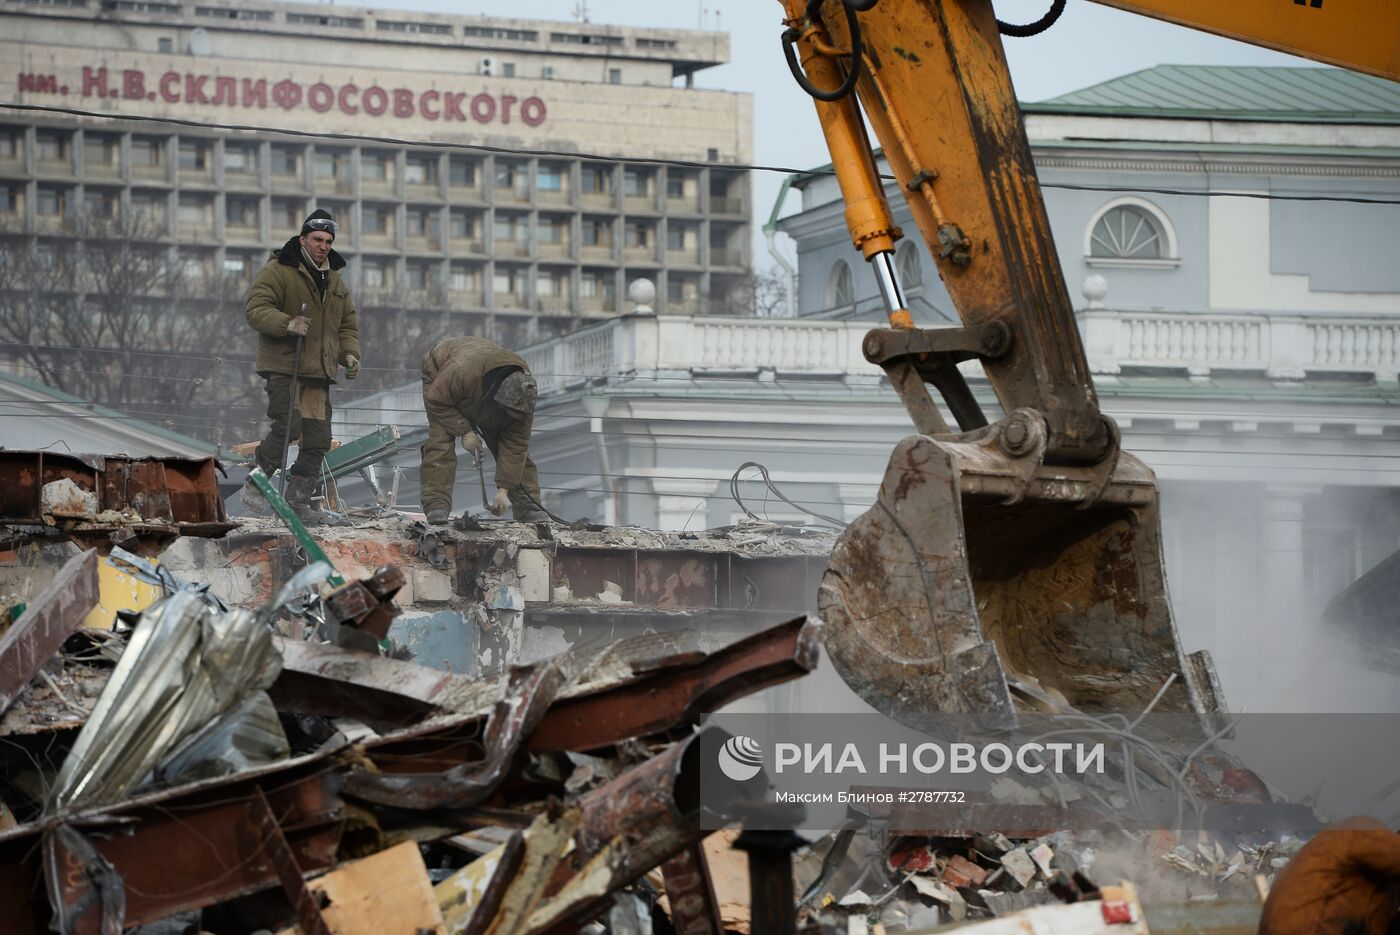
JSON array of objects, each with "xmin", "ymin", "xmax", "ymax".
[
  {"xmin": 0, "ymin": 368, "xmax": 220, "ymax": 455},
  {"xmin": 1024, "ymin": 65, "xmax": 1400, "ymax": 124}
]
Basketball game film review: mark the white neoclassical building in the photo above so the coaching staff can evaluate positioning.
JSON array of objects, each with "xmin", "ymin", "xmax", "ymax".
[{"xmin": 338, "ymin": 66, "xmax": 1400, "ymax": 713}]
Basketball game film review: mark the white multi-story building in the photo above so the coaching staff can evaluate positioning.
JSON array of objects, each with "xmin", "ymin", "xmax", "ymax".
[{"xmin": 0, "ymin": 0, "xmax": 754, "ymax": 347}]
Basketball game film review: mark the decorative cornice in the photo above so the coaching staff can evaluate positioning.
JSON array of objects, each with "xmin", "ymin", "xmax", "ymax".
[{"xmin": 1034, "ymin": 153, "xmax": 1400, "ymax": 178}]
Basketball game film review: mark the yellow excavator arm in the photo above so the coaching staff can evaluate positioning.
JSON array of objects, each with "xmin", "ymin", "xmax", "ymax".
[
  {"xmin": 1090, "ymin": 0, "xmax": 1400, "ymax": 82},
  {"xmin": 782, "ymin": 0, "xmax": 1398, "ymax": 726}
]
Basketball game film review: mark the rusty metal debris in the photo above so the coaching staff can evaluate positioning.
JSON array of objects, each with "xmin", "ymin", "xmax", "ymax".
[
  {"xmin": 0, "ymin": 549, "xmax": 98, "ymax": 716},
  {"xmin": 0, "ymin": 451, "xmax": 237, "ymax": 555},
  {"xmin": 0, "ymin": 509, "xmax": 1314, "ymax": 934},
  {"xmin": 0, "ymin": 536, "xmax": 822, "ymax": 934}
]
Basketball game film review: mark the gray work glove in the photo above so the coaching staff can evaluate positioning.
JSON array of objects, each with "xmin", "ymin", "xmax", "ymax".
[
  {"xmin": 488, "ymin": 487, "xmax": 511, "ymax": 516},
  {"xmin": 461, "ymin": 432, "xmax": 482, "ymax": 454},
  {"xmin": 342, "ymin": 354, "xmax": 359, "ymax": 380},
  {"xmin": 286, "ymin": 315, "xmax": 311, "ymax": 337}
]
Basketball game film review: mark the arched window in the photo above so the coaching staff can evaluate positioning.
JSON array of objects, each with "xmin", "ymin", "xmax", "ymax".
[
  {"xmin": 896, "ymin": 240, "xmax": 923, "ymax": 291},
  {"xmin": 827, "ymin": 259, "xmax": 853, "ymax": 311},
  {"xmin": 1084, "ymin": 197, "xmax": 1179, "ymax": 267}
]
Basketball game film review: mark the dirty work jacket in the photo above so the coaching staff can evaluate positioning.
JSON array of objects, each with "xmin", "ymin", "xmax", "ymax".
[
  {"xmin": 1260, "ymin": 820, "xmax": 1400, "ymax": 935},
  {"xmin": 421, "ymin": 337, "xmax": 534, "ymax": 491},
  {"xmin": 245, "ymin": 237, "xmax": 360, "ymax": 382}
]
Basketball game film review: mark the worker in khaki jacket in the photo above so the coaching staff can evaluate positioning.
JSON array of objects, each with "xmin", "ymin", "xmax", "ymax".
[
  {"xmin": 242, "ymin": 209, "xmax": 360, "ymax": 516},
  {"xmin": 419, "ymin": 337, "xmax": 547, "ymax": 524}
]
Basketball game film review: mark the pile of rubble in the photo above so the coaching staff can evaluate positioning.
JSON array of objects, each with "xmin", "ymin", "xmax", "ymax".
[
  {"xmin": 0, "ymin": 541, "xmax": 824, "ymax": 933},
  {"xmin": 0, "ymin": 451, "xmax": 1327, "ymax": 933}
]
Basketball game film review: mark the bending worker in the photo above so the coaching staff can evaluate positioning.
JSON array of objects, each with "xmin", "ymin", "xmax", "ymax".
[
  {"xmin": 243, "ymin": 208, "xmax": 359, "ymax": 516},
  {"xmin": 419, "ymin": 336, "xmax": 547, "ymax": 524}
]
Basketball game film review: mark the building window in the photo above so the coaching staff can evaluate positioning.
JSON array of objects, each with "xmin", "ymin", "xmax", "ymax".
[
  {"xmin": 624, "ymin": 220, "xmax": 652, "ymax": 249},
  {"xmin": 361, "ymin": 204, "xmax": 395, "ymax": 237},
  {"xmin": 195, "ymin": 6, "xmax": 273, "ymax": 21},
  {"xmin": 406, "ymin": 260, "xmax": 440, "ymax": 290},
  {"xmin": 537, "ymin": 163, "xmax": 564, "ymax": 194},
  {"xmin": 896, "ymin": 241, "xmax": 923, "ymax": 291},
  {"xmin": 179, "ymin": 195, "xmax": 214, "ymax": 230},
  {"xmin": 223, "ymin": 253, "xmax": 256, "ymax": 277},
  {"xmin": 84, "ymin": 190, "xmax": 126, "ymax": 223},
  {"xmin": 102, "ymin": 0, "xmax": 180, "ymax": 13},
  {"xmin": 83, "ymin": 133, "xmax": 118, "ymax": 171},
  {"xmin": 541, "ymin": 65, "xmax": 555, "ymax": 80},
  {"xmin": 130, "ymin": 136, "xmax": 165, "ymax": 171},
  {"xmin": 362, "ymin": 259, "xmax": 393, "ymax": 288},
  {"xmin": 538, "ymin": 215, "xmax": 567, "ymax": 245},
  {"xmin": 376, "ymin": 19, "xmax": 452, "ymax": 35},
  {"xmin": 580, "ymin": 164, "xmax": 611, "ymax": 195},
  {"xmin": 314, "ymin": 149, "xmax": 348, "ymax": 182},
  {"xmin": 551, "ymin": 31, "xmax": 623, "ymax": 46},
  {"xmin": 537, "ymin": 268, "xmax": 563, "ymax": 297},
  {"xmin": 36, "ymin": 185, "xmax": 68, "ymax": 217},
  {"xmin": 637, "ymin": 37, "xmax": 678, "ymax": 50},
  {"xmin": 129, "ymin": 190, "xmax": 166, "ymax": 224},
  {"xmin": 449, "ymin": 209, "xmax": 479, "ymax": 241},
  {"xmin": 580, "ymin": 270, "xmax": 614, "ymax": 304},
  {"xmin": 2, "ymin": 183, "xmax": 23, "ymax": 216},
  {"xmin": 271, "ymin": 145, "xmax": 302, "ymax": 178},
  {"xmin": 502, "ymin": 62, "xmax": 516, "ymax": 78},
  {"xmin": 448, "ymin": 157, "xmax": 477, "ymax": 188},
  {"xmin": 405, "ymin": 206, "xmax": 440, "ymax": 243},
  {"xmin": 827, "ymin": 260, "xmax": 853, "ymax": 311},
  {"xmin": 668, "ymin": 275, "xmax": 698, "ymax": 303},
  {"xmin": 36, "ymin": 130, "xmax": 70, "ymax": 165},
  {"xmin": 493, "ymin": 213, "xmax": 526, "ymax": 245},
  {"xmin": 666, "ymin": 224, "xmax": 691, "ymax": 252},
  {"xmin": 449, "ymin": 262, "xmax": 480, "ymax": 293},
  {"xmin": 1085, "ymin": 197, "xmax": 1178, "ymax": 266},
  {"xmin": 157, "ymin": 37, "xmax": 173, "ymax": 52},
  {"xmin": 405, "ymin": 154, "xmax": 438, "ymax": 186},
  {"xmin": 286, "ymin": 13, "xmax": 363, "ymax": 28},
  {"xmin": 608, "ymin": 68, "xmax": 622, "ymax": 85},
  {"xmin": 225, "ymin": 196, "xmax": 259, "ymax": 228},
  {"xmin": 493, "ymin": 267, "xmax": 521, "ymax": 295},
  {"xmin": 178, "ymin": 139, "xmax": 211, "ymax": 174},
  {"xmin": 623, "ymin": 168, "xmax": 652, "ymax": 198},
  {"xmin": 462, "ymin": 26, "xmax": 538, "ymax": 41},
  {"xmin": 223, "ymin": 142, "xmax": 259, "ymax": 175},
  {"xmin": 0, "ymin": 127, "xmax": 22, "ymax": 161},
  {"xmin": 271, "ymin": 197, "xmax": 303, "ymax": 231},
  {"xmin": 582, "ymin": 217, "xmax": 612, "ymax": 247},
  {"xmin": 666, "ymin": 173, "xmax": 691, "ymax": 199},
  {"xmin": 361, "ymin": 150, "xmax": 394, "ymax": 185},
  {"xmin": 494, "ymin": 161, "xmax": 527, "ymax": 195}
]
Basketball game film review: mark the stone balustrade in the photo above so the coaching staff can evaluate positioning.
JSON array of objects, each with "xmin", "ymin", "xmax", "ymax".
[{"xmin": 1079, "ymin": 309, "xmax": 1400, "ymax": 382}]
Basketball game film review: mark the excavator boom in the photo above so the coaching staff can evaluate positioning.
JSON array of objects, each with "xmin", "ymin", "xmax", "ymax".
[{"xmin": 1089, "ymin": 0, "xmax": 1400, "ymax": 83}]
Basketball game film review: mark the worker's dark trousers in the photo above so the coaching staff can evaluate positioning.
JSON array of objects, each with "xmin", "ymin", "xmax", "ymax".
[
  {"xmin": 419, "ymin": 416, "xmax": 542, "ymax": 520},
  {"xmin": 254, "ymin": 375, "xmax": 332, "ymax": 478}
]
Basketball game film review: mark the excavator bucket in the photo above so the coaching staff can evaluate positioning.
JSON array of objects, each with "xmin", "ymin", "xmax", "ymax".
[{"xmin": 819, "ymin": 422, "xmax": 1225, "ymax": 728}]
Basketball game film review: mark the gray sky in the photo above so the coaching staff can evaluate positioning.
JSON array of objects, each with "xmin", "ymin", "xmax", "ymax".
[{"xmin": 366, "ymin": 0, "xmax": 1315, "ymax": 265}]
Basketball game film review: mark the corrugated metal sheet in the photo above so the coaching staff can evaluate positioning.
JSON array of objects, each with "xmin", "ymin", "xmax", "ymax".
[{"xmin": 1027, "ymin": 65, "xmax": 1400, "ymax": 123}]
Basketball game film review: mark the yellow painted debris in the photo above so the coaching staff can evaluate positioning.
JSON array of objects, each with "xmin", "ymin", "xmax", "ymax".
[{"xmin": 80, "ymin": 556, "xmax": 163, "ymax": 630}]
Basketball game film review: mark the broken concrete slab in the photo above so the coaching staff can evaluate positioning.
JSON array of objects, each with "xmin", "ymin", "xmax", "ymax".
[
  {"xmin": 270, "ymin": 635, "xmax": 491, "ymax": 730},
  {"xmin": 389, "ymin": 610, "xmax": 477, "ymax": 675},
  {"xmin": 0, "ymin": 549, "xmax": 98, "ymax": 715},
  {"xmin": 1000, "ymin": 847, "xmax": 1038, "ymax": 889}
]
